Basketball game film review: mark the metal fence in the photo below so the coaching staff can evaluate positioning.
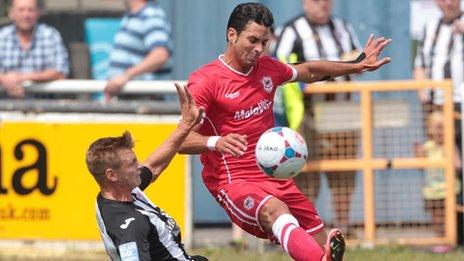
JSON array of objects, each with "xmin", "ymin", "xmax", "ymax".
[
  {"xmin": 298, "ymin": 80, "xmax": 458, "ymax": 246},
  {"xmin": 0, "ymin": 80, "xmax": 184, "ymax": 114}
]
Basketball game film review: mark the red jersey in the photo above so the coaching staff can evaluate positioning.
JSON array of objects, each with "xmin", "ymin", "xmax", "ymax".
[{"xmin": 187, "ymin": 55, "xmax": 297, "ymax": 192}]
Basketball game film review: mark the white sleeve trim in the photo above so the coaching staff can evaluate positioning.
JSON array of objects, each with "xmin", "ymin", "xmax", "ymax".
[{"xmin": 282, "ymin": 64, "xmax": 298, "ymax": 85}]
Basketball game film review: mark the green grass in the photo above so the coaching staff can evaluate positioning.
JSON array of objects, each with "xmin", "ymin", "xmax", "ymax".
[
  {"xmin": 192, "ymin": 246, "xmax": 464, "ymax": 261},
  {"xmin": 193, "ymin": 247, "xmax": 290, "ymax": 261},
  {"xmin": 1, "ymin": 246, "xmax": 464, "ymax": 260},
  {"xmin": 345, "ymin": 246, "xmax": 464, "ymax": 261}
]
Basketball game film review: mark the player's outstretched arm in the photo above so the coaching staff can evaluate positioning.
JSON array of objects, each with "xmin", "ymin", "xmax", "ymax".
[
  {"xmin": 143, "ymin": 83, "xmax": 204, "ymax": 182},
  {"xmin": 292, "ymin": 34, "xmax": 391, "ymax": 83}
]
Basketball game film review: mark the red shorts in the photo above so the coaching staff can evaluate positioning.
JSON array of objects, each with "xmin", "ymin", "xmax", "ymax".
[{"xmin": 213, "ymin": 179, "xmax": 324, "ymax": 241}]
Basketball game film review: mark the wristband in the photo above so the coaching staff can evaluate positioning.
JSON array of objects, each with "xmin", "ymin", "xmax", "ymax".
[{"xmin": 207, "ymin": 136, "xmax": 220, "ymax": 151}]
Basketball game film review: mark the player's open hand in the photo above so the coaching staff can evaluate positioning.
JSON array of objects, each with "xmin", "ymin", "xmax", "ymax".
[
  {"xmin": 216, "ymin": 133, "xmax": 248, "ymax": 157},
  {"xmin": 359, "ymin": 34, "xmax": 392, "ymax": 72},
  {"xmin": 175, "ymin": 83, "xmax": 204, "ymax": 129}
]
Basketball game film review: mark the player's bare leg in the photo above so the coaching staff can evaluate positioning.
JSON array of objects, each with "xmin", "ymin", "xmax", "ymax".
[
  {"xmin": 312, "ymin": 230, "xmax": 328, "ymax": 249},
  {"xmin": 258, "ymin": 197, "xmax": 345, "ymax": 261}
]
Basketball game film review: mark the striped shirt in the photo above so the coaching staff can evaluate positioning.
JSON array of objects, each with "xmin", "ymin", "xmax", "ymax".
[
  {"xmin": 415, "ymin": 14, "xmax": 464, "ymax": 104},
  {"xmin": 108, "ymin": 2, "xmax": 172, "ymax": 80},
  {"xmin": 96, "ymin": 167, "xmax": 194, "ymax": 260},
  {"xmin": 275, "ymin": 15, "xmax": 361, "ymax": 100},
  {"xmin": 0, "ymin": 23, "xmax": 69, "ymax": 75}
]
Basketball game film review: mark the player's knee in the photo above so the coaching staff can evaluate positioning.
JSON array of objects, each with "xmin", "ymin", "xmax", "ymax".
[{"xmin": 258, "ymin": 197, "xmax": 290, "ymax": 231}]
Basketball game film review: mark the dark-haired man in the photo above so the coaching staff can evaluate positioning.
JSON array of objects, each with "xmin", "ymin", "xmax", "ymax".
[
  {"xmin": 179, "ymin": 2, "xmax": 391, "ymax": 261},
  {"xmin": 86, "ymin": 84, "xmax": 207, "ymax": 260}
]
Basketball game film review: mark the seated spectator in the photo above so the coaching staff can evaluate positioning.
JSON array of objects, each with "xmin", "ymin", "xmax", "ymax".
[
  {"xmin": 0, "ymin": 0, "xmax": 69, "ymax": 98},
  {"xmin": 104, "ymin": 0, "xmax": 172, "ymax": 101}
]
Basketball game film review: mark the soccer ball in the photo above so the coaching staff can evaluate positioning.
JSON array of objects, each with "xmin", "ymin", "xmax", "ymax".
[{"xmin": 255, "ymin": 127, "xmax": 308, "ymax": 179}]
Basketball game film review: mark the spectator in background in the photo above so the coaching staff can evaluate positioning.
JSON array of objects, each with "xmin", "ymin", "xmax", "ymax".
[
  {"xmin": 415, "ymin": 111, "xmax": 461, "ymax": 239},
  {"xmin": 414, "ymin": 0, "xmax": 464, "ymax": 246},
  {"xmin": 104, "ymin": 0, "xmax": 172, "ymax": 101},
  {"xmin": 274, "ymin": 0, "xmax": 362, "ymax": 237},
  {"xmin": 0, "ymin": 0, "xmax": 69, "ymax": 98}
]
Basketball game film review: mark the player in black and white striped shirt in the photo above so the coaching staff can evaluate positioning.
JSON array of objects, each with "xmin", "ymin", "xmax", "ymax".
[
  {"xmin": 86, "ymin": 84, "xmax": 207, "ymax": 261},
  {"xmin": 414, "ymin": 0, "xmax": 464, "ymax": 105},
  {"xmin": 414, "ymin": 0, "xmax": 464, "ymax": 246},
  {"xmin": 275, "ymin": 0, "xmax": 361, "ymax": 82}
]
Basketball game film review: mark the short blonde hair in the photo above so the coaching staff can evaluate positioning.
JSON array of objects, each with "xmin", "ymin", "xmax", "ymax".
[{"xmin": 85, "ymin": 131, "xmax": 134, "ymax": 181}]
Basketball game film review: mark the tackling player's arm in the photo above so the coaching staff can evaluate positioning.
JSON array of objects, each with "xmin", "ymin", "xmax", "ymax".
[
  {"xmin": 143, "ymin": 84, "xmax": 203, "ymax": 182},
  {"xmin": 291, "ymin": 34, "xmax": 391, "ymax": 83}
]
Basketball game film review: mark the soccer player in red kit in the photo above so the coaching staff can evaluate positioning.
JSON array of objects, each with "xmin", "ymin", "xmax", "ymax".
[{"xmin": 179, "ymin": 3, "xmax": 391, "ymax": 261}]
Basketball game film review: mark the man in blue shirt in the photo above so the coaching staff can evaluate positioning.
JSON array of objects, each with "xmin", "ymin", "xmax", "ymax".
[
  {"xmin": 0, "ymin": 0, "xmax": 69, "ymax": 98},
  {"xmin": 104, "ymin": 0, "xmax": 172, "ymax": 100}
]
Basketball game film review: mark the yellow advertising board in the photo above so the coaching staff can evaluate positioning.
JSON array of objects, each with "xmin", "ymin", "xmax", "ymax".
[{"xmin": 0, "ymin": 120, "xmax": 188, "ymax": 240}]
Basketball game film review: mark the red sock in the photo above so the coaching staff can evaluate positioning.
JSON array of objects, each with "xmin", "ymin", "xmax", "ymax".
[{"xmin": 279, "ymin": 223, "xmax": 324, "ymax": 261}]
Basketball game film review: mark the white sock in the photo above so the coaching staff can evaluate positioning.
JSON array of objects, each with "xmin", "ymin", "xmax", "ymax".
[{"xmin": 271, "ymin": 213, "xmax": 300, "ymax": 243}]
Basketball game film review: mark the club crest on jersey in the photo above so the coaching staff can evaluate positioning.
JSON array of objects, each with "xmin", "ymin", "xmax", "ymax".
[
  {"xmin": 244, "ymin": 196, "xmax": 255, "ymax": 210},
  {"xmin": 261, "ymin": 76, "xmax": 273, "ymax": 93}
]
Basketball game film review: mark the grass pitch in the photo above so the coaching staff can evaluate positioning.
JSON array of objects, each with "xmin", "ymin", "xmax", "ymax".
[
  {"xmin": 193, "ymin": 246, "xmax": 464, "ymax": 261},
  {"xmin": 1, "ymin": 246, "xmax": 464, "ymax": 260}
]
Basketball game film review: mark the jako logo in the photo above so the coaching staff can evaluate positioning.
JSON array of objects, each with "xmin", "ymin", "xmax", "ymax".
[{"xmin": 263, "ymin": 146, "xmax": 278, "ymax": 151}]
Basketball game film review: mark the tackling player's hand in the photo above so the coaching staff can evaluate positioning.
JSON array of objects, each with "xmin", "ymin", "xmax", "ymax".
[
  {"xmin": 175, "ymin": 83, "xmax": 204, "ymax": 129},
  {"xmin": 359, "ymin": 34, "xmax": 391, "ymax": 72},
  {"xmin": 216, "ymin": 133, "xmax": 248, "ymax": 157}
]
